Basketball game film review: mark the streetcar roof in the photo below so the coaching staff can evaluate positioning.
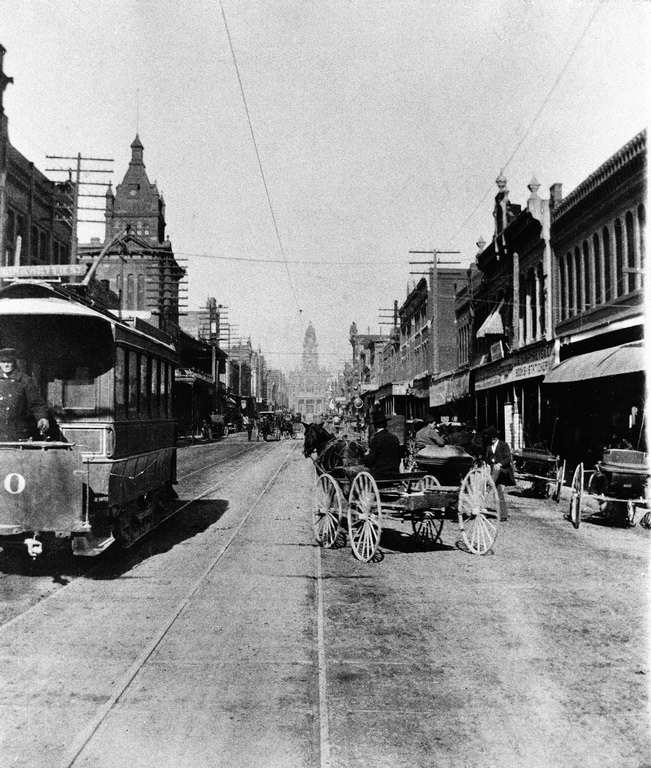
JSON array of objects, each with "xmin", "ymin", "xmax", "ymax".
[{"xmin": 0, "ymin": 296, "xmax": 106, "ymax": 319}]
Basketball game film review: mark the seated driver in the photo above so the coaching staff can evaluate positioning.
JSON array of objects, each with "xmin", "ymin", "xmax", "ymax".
[{"xmin": 361, "ymin": 411, "xmax": 401, "ymax": 480}]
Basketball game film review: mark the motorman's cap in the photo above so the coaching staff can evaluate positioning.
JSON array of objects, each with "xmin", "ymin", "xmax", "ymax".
[{"xmin": 0, "ymin": 348, "xmax": 17, "ymax": 362}]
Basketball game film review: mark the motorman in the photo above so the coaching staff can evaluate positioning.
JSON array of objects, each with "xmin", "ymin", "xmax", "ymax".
[{"xmin": 0, "ymin": 348, "xmax": 49, "ymax": 442}]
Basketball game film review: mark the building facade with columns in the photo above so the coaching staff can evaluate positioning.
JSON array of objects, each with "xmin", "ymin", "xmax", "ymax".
[
  {"xmin": 543, "ymin": 129, "xmax": 646, "ymax": 466},
  {"xmin": 287, "ymin": 323, "xmax": 332, "ymax": 419}
]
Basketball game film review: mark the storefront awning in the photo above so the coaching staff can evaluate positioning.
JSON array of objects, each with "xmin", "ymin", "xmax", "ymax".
[
  {"xmin": 544, "ymin": 342, "xmax": 646, "ymax": 384},
  {"xmin": 476, "ymin": 300, "xmax": 504, "ymax": 338}
]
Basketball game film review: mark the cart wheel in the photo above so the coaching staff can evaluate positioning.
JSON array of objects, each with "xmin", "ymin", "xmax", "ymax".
[
  {"xmin": 314, "ymin": 474, "xmax": 344, "ymax": 547},
  {"xmin": 457, "ymin": 467, "xmax": 499, "ymax": 555},
  {"xmin": 411, "ymin": 474, "xmax": 443, "ymax": 546},
  {"xmin": 551, "ymin": 459, "xmax": 566, "ymax": 503},
  {"xmin": 348, "ymin": 471, "xmax": 382, "ymax": 562},
  {"xmin": 569, "ymin": 463, "xmax": 583, "ymax": 529}
]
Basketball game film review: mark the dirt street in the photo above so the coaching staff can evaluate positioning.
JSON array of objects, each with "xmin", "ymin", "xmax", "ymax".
[{"xmin": 0, "ymin": 435, "xmax": 648, "ymax": 768}]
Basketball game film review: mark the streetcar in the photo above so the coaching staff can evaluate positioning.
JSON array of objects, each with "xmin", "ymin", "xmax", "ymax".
[{"xmin": 0, "ymin": 278, "xmax": 177, "ymax": 558}]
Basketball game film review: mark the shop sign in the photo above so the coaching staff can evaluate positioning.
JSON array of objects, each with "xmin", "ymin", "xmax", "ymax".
[{"xmin": 490, "ymin": 341, "xmax": 504, "ymax": 361}]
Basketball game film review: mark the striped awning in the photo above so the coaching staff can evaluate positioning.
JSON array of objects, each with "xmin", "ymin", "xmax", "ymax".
[{"xmin": 544, "ymin": 341, "xmax": 646, "ymax": 384}]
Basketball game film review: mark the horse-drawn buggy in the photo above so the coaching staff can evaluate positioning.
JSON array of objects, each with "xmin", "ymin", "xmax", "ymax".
[
  {"xmin": 568, "ymin": 448, "xmax": 651, "ymax": 529},
  {"xmin": 512, "ymin": 447, "xmax": 565, "ymax": 501},
  {"xmin": 305, "ymin": 423, "xmax": 502, "ymax": 562},
  {"xmin": 257, "ymin": 411, "xmax": 280, "ymax": 441}
]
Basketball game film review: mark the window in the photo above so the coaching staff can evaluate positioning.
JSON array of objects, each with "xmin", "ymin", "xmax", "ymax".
[
  {"xmin": 625, "ymin": 211, "xmax": 635, "ymax": 294},
  {"xmin": 62, "ymin": 367, "xmax": 96, "ymax": 411},
  {"xmin": 593, "ymin": 233, "xmax": 601, "ymax": 304},
  {"xmin": 151, "ymin": 358, "xmax": 160, "ymax": 417},
  {"xmin": 137, "ymin": 274, "xmax": 146, "ymax": 310},
  {"xmin": 128, "ymin": 350, "xmax": 138, "ymax": 414},
  {"xmin": 115, "ymin": 347, "xmax": 127, "ymax": 415},
  {"xmin": 583, "ymin": 241, "xmax": 590, "ymax": 310},
  {"xmin": 603, "ymin": 226, "xmax": 612, "ymax": 301},
  {"xmin": 574, "ymin": 247, "xmax": 582, "ymax": 315},
  {"xmin": 141, "ymin": 355, "xmax": 150, "ymax": 416},
  {"xmin": 614, "ymin": 218, "xmax": 624, "ymax": 297},
  {"xmin": 567, "ymin": 252, "xmax": 575, "ymax": 317}
]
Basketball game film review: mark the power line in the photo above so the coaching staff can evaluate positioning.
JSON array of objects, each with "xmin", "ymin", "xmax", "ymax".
[
  {"xmin": 219, "ymin": 1, "xmax": 298, "ymax": 306},
  {"xmin": 445, "ymin": 0, "xmax": 606, "ymax": 247}
]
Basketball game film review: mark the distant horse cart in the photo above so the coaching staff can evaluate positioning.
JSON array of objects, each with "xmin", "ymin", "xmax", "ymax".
[
  {"xmin": 512, "ymin": 448, "xmax": 565, "ymax": 502},
  {"xmin": 305, "ymin": 423, "xmax": 502, "ymax": 562},
  {"xmin": 568, "ymin": 448, "xmax": 651, "ymax": 529}
]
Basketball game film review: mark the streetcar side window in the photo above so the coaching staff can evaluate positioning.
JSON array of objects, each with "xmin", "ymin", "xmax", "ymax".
[
  {"xmin": 142, "ymin": 355, "xmax": 151, "ymax": 416},
  {"xmin": 115, "ymin": 347, "xmax": 127, "ymax": 416},
  {"xmin": 162, "ymin": 362, "xmax": 169, "ymax": 418},
  {"xmin": 151, "ymin": 358, "xmax": 160, "ymax": 417},
  {"xmin": 128, "ymin": 350, "xmax": 138, "ymax": 416}
]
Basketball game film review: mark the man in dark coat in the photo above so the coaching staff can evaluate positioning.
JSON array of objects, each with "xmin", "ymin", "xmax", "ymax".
[
  {"xmin": 363, "ymin": 411, "xmax": 401, "ymax": 480},
  {"xmin": 0, "ymin": 348, "xmax": 49, "ymax": 442},
  {"xmin": 483, "ymin": 426, "xmax": 514, "ymax": 521}
]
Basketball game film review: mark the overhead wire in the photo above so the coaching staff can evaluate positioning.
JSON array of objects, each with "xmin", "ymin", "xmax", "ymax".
[
  {"xmin": 219, "ymin": 1, "xmax": 299, "ymax": 307},
  {"xmin": 444, "ymin": 0, "xmax": 607, "ymax": 248}
]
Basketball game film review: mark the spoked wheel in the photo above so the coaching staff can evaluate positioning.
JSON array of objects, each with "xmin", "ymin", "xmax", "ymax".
[
  {"xmin": 551, "ymin": 459, "xmax": 566, "ymax": 503},
  {"xmin": 347, "ymin": 471, "xmax": 382, "ymax": 562},
  {"xmin": 569, "ymin": 463, "xmax": 583, "ymax": 529},
  {"xmin": 457, "ymin": 467, "xmax": 500, "ymax": 555},
  {"xmin": 314, "ymin": 474, "xmax": 344, "ymax": 547},
  {"xmin": 412, "ymin": 475, "xmax": 444, "ymax": 546}
]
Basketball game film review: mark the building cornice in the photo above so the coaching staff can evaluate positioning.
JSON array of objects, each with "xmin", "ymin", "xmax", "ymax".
[{"xmin": 552, "ymin": 130, "xmax": 646, "ymax": 221}]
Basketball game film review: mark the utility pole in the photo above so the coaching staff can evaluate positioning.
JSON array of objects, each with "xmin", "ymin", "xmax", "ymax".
[
  {"xmin": 409, "ymin": 248, "xmax": 461, "ymax": 377},
  {"xmin": 46, "ymin": 153, "xmax": 113, "ymax": 262}
]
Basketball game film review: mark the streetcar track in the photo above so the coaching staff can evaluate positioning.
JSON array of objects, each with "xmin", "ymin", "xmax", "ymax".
[
  {"xmin": 63, "ymin": 443, "xmax": 298, "ymax": 768},
  {"xmin": 0, "ymin": 442, "xmax": 286, "ymax": 633},
  {"xmin": 176, "ymin": 440, "xmax": 268, "ymax": 482}
]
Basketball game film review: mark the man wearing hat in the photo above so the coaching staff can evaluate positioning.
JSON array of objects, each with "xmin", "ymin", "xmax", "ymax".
[
  {"xmin": 483, "ymin": 426, "xmax": 515, "ymax": 520},
  {"xmin": 0, "ymin": 348, "xmax": 49, "ymax": 442},
  {"xmin": 362, "ymin": 410, "xmax": 401, "ymax": 480}
]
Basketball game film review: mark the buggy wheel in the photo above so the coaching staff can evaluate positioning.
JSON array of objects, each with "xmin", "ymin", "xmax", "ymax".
[
  {"xmin": 314, "ymin": 474, "xmax": 344, "ymax": 547},
  {"xmin": 411, "ymin": 473, "xmax": 444, "ymax": 546},
  {"xmin": 551, "ymin": 459, "xmax": 565, "ymax": 503},
  {"xmin": 348, "ymin": 471, "xmax": 382, "ymax": 562},
  {"xmin": 569, "ymin": 463, "xmax": 583, "ymax": 528},
  {"xmin": 457, "ymin": 467, "xmax": 499, "ymax": 555}
]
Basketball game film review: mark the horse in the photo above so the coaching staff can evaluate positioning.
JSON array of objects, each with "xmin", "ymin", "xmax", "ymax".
[
  {"xmin": 302, "ymin": 422, "xmax": 366, "ymax": 474},
  {"xmin": 279, "ymin": 419, "xmax": 295, "ymax": 439}
]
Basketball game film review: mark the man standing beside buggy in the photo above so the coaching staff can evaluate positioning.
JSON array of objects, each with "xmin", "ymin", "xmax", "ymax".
[
  {"xmin": 483, "ymin": 426, "xmax": 515, "ymax": 521},
  {"xmin": 0, "ymin": 348, "xmax": 49, "ymax": 442}
]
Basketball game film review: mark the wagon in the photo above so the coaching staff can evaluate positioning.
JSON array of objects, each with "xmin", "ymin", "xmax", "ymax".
[
  {"xmin": 513, "ymin": 448, "xmax": 565, "ymax": 502},
  {"xmin": 568, "ymin": 448, "xmax": 651, "ymax": 529},
  {"xmin": 313, "ymin": 463, "xmax": 502, "ymax": 562}
]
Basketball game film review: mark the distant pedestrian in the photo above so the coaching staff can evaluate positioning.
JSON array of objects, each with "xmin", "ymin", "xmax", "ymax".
[
  {"xmin": 483, "ymin": 426, "xmax": 515, "ymax": 521},
  {"xmin": 246, "ymin": 417, "xmax": 254, "ymax": 441}
]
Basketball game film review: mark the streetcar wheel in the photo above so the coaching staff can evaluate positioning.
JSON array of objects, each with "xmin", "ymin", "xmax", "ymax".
[
  {"xmin": 569, "ymin": 463, "xmax": 583, "ymax": 529},
  {"xmin": 412, "ymin": 474, "xmax": 443, "ymax": 546},
  {"xmin": 347, "ymin": 471, "xmax": 382, "ymax": 562},
  {"xmin": 314, "ymin": 474, "xmax": 344, "ymax": 548},
  {"xmin": 457, "ymin": 467, "xmax": 499, "ymax": 555},
  {"xmin": 552, "ymin": 460, "xmax": 565, "ymax": 503}
]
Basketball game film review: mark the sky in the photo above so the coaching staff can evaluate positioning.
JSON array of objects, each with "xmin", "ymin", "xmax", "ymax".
[{"xmin": 1, "ymin": 0, "xmax": 648, "ymax": 372}]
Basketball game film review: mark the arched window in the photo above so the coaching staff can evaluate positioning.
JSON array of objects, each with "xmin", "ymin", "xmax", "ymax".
[
  {"xmin": 614, "ymin": 218, "xmax": 624, "ymax": 297},
  {"xmin": 639, "ymin": 204, "xmax": 646, "ymax": 267},
  {"xmin": 528, "ymin": 267, "xmax": 537, "ymax": 339},
  {"xmin": 559, "ymin": 253, "xmax": 567, "ymax": 321},
  {"xmin": 592, "ymin": 233, "xmax": 601, "ymax": 304},
  {"xmin": 520, "ymin": 271, "xmax": 527, "ymax": 340},
  {"xmin": 625, "ymin": 210, "xmax": 635, "ymax": 294},
  {"xmin": 574, "ymin": 246, "xmax": 582, "ymax": 315},
  {"xmin": 567, "ymin": 251, "xmax": 575, "ymax": 317},
  {"xmin": 583, "ymin": 240, "xmax": 591, "ymax": 310},
  {"xmin": 537, "ymin": 263, "xmax": 545, "ymax": 336},
  {"xmin": 603, "ymin": 226, "xmax": 612, "ymax": 301}
]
